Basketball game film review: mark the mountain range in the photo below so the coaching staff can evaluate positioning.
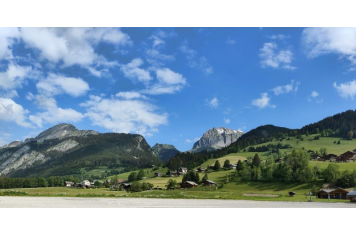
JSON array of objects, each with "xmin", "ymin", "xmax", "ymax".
[
  {"xmin": 2, "ymin": 109, "xmax": 356, "ymax": 177},
  {"xmin": 0, "ymin": 124, "xmax": 162, "ymax": 177}
]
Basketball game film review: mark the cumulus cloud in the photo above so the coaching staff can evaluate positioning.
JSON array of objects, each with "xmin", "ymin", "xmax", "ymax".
[
  {"xmin": 224, "ymin": 118, "xmax": 231, "ymax": 124},
  {"xmin": 0, "ymin": 97, "xmax": 32, "ymax": 127},
  {"xmin": 116, "ymin": 91, "xmax": 147, "ymax": 100},
  {"xmin": 252, "ymin": 93, "xmax": 276, "ymax": 109},
  {"xmin": 0, "ymin": 27, "xmax": 20, "ymax": 60},
  {"xmin": 180, "ymin": 41, "xmax": 213, "ymax": 75},
  {"xmin": 185, "ymin": 139, "xmax": 192, "ymax": 143},
  {"xmin": 273, "ymin": 80, "xmax": 300, "ymax": 95},
  {"xmin": 259, "ymin": 42, "xmax": 296, "ymax": 70},
  {"xmin": 81, "ymin": 95, "xmax": 168, "ymax": 136},
  {"xmin": 30, "ymin": 95, "xmax": 84, "ymax": 127},
  {"xmin": 0, "ymin": 63, "xmax": 40, "ymax": 90},
  {"xmin": 36, "ymin": 73, "xmax": 90, "ymax": 97},
  {"xmin": 206, "ymin": 97, "xmax": 219, "ymax": 109},
  {"xmin": 302, "ymin": 28, "xmax": 356, "ymax": 69},
  {"xmin": 311, "ymin": 91, "xmax": 319, "ymax": 98},
  {"xmin": 143, "ymin": 68, "xmax": 187, "ymax": 95},
  {"xmin": 120, "ymin": 58, "xmax": 152, "ymax": 83},
  {"xmin": 20, "ymin": 28, "xmax": 131, "ymax": 67},
  {"xmin": 333, "ymin": 80, "xmax": 356, "ymax": 99}
]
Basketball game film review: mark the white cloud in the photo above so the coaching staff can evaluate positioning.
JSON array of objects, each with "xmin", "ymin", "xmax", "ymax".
[
  {"xmin": 156, "ymin": 68, "xmax": 186, "ymax": 85},
  {"xmin": 180, "ymin": 41, "xmax": 213, "ymax": 75},
  {"xmin": 81, "ymin": 95, "xmax": 168, "ymax": 136},
  {"xmin": 273, "ymin": 80, "xmax": 299, "ymax": 95},
  {"xmin": 206, "ymin": 97, "xmax": 219, "ymax": 109},
  {"xmin": 145, "ymin": 35, "xmax": 175, "ymax": 65},
  {"xmin": 311, "ymin": 91, "xmax": 319, "ymax": 98},
  {"xmin": 36, "ymin": 73, "xmax": 90, "ymax": 97},
  {"xmin": 224, "ymin": 118, "xmax": 231, "ymax": 124},
  {"xmin": 20, "ymin": 28, "xmax": 131, "ymax": 67},
  {"xmin": 30, "ymin": 95, "xmax": 84, "ymax": 127},
  {"xmin": 116, "ymin": 91, "xmax": 147, "ymax": 100},
  {"xmin": 185, "ymin": 139, "xmax": 192, "ymax": 143},
  {"xmin": 0, "ymin": 28, "xmax": 20, "ymax": 60},
  {"xmin": 252, "ymin": 93, "xmax": 276, "ymax": 109},
  {"xmin": 226, "ymin": 36, "xmax": 236, "ymax": 45},
  {"xmin": 302, "ymin": 28, "xmax": 356, "ymax": 68},
  {"xmin": 0, "ymin": 97, "xmax": 32, "ymax": 127},
  {"xmin": 259, "ymin": 42, "xmax": 296, "ymax": 70},
  {"xmin": 120, "ymin": 58, "xmax": 152, "ymax": 83},
  {"xmin": 268, "ymin": 34, "xmax": 289, "ymax": 40},
  {"xmin": 143, "ymin": 68, "xmax": 187, "ymax": 95},
  {"xmin": 0, "ymin": 63, "xmax": 40, "ymax": 90},
  {"xmin": 333, "ymin": 80, "xmax": 356, "ymax": 99}
]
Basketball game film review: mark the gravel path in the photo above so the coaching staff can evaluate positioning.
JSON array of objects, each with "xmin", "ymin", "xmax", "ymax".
[{"xmin": 1, "ymin": 196, "xmax": 356, "ymax": 208}]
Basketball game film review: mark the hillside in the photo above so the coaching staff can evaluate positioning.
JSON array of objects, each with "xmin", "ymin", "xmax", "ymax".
[
  {"xmin": 0, "ymin": 124, "xmax": 162, "ymax": 177},
  {"xmin": 167, "ymin": 110, "xmax": 356, "ymax": 170},
  {"xmin": 152, "ymin": 144, "xmax": 180, "ymax": 162}
]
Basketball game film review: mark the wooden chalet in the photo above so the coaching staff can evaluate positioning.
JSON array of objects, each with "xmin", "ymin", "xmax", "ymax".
[
  {"xmin": 196, "ymin": 167, "xmax": 205, "ymax": 173},
  {"xmin": 337, "ymin": 151, "xmax": 355, "ymax": 162},
  {"xmin": 178, "ymin": 167, "xmax": 188, "ymax": 175},
  {"xmin": 167, "ymin": 170, "xmax": 178, "ymax": 177},
  {"xmin": 154, "ymin": 172, "xmax": 163, "ymax": 177},
  {"xmin": 229, "ymin": 164, "xmax": 237, "ymax": 170},
  {"xmin": 203, "ymin": 180, "xmax": 217, "ymax": 187},
  {"xmin": 310, "ymin": 154, "xmax": 321, "ymax": 161},
  {"xmin": 180, "ymin": 181, "xmax": 198, "ymax": 189},
  {"xmin": 64, "ymin": 181, "xmax": 74, "ymax": 187},
  {"xmin": 321, "ymin": 154, "xmax": 338, "ymax": 162},
  {"xmin": 347, "ymin": 191, "xmax": 356, "ymax": 202},
  {"xmin": 120, "ymin": 183, "xmax": 131, "ymax": 190},
  {"xmin": 317, "ymin": 188, "xmax": 349, "ymax": 200}
]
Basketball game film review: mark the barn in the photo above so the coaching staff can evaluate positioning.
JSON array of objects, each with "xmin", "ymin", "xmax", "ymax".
[
  {"xmin": 180, "ymin": 181, "xmax": 198, "ymax": 189},
  {"xmin": 317, "ymin": 188, "xmax": 349, "ymax": 200}
]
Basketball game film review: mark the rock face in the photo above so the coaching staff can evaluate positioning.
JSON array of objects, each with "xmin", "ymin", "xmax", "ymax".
[
  {"xmin": 191, "ymin": 127, "xmax": 244, "ymax": 153},
  {"xmin": 152, "ymin": 143, "xmax": 180, "ymax": 162},
  {"xmin": 0, "ymin": 123, "xmax": 162, "ymax": 177}
]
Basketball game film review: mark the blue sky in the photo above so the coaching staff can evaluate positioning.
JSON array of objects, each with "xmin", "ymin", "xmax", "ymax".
[{"xmin": 1, "ymin": 27, "xmax": 356, "ymax": 151}]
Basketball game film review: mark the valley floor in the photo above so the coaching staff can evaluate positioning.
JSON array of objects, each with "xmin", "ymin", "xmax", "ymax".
[{"xmin": 1, "ymin": 196, "xmax": 355, "ymax": 208}]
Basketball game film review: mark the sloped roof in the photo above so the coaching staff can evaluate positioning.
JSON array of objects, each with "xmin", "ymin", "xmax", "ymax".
[
  {"xmin": 347, "ymin": 191, "xmax": 356, "ymax": 196},
  {"xmin": 184, "ymin": 181, "xmax": 198, "ymax": 186}
]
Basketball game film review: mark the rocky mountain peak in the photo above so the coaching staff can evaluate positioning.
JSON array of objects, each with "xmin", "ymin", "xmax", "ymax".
[
  {"xmin": 34, "ymin": 123, "xmax": 99, "ymax": 142},
  {"xmin": 191, "ymin": 127, "xmax": 244, "ymax": 153}
]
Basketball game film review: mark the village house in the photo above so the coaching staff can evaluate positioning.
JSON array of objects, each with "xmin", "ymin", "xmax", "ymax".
[
  {"xmin": 347, "ymin": 191, "xmax": 356, "ymax": 202},
  {"xmin": 196, "ymin": 167, "xmax": 205, "ymax": 173},
  {"xmin": 321, "ymin": 154, "xmax": 338, "ymax": 162},
  {"xmin": 120, "ymin": 183, "xmax": 131, "ymax": 190},
  {"xmin": 203, "ymin": 180, "xmax": 217, "ymax": 187},
  {"xmin": 178, "ymin": 167, "xmax": 188, "ymax": 175},
  {"xmin": 154, "ymin": 172, "xmax": 163, "ymax": 177},
  {"xmin": 64, "ymin": 181, "xmax": 74, "ymax": 187},
  {"xmin": 180, "ymin": 181, "xmax": 198, "ymax": 189},
  {"xmin": 310, "ymin": 154, "xmax": 321, "ymax": 161},
  {"xmin": 317, "ymin": 188, "xmax": 349, "ymax": 200},
  {"xmin": 229, "ymin": 164, "xmax": 237, "ymax": 170},
  {"xmin": 166, "ymin": 170, "xmax": 178, "ymax": 177},
  {"xmin": 337, "ymin": 151, "xmax": 355, "ymax": 162},
  {"xmin": 81, "ymin": 180, "xmax": 91, "ymax": 187}
]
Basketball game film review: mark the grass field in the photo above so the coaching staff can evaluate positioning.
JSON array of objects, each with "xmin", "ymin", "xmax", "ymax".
[
  {"xmin": 248, "ymin": 136, "xmax": 356, "ymax": 156},
  {"xmin": 0, "ymin": 181, "xmax": 349, "ymax": 203},
  {"xmin": 310, "ymin": 161, "xmax": 356, "ymax": 172}
]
